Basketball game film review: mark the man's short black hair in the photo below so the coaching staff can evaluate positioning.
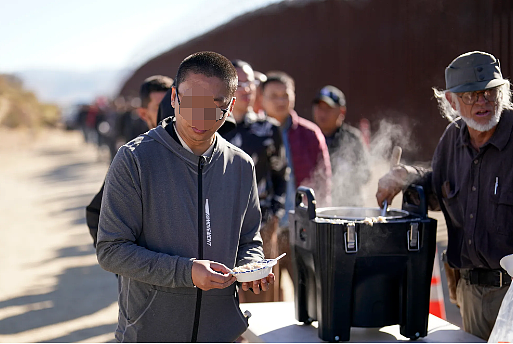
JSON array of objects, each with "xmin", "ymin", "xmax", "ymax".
[
  {"xmin": 261, "ymin": 71, "xmax": 295, "ymax": 92},
  {"xmin": 140, "ymin": 75, "xmax": 173, "ymax": 108},
  {"xmin": 175, "ymin": 51, "xmax": 238, "ymax": 98}
]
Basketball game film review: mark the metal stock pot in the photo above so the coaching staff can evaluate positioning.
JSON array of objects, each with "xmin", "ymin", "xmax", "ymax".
[{"xmin": 315, "ymin": 206, "xmax": 409, "ymax": 221}]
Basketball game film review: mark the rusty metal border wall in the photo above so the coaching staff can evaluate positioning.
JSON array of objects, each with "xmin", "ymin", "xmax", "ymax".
[{"xmin": 118, "ymin": 0, "xmax": 512, "ymax": 161}]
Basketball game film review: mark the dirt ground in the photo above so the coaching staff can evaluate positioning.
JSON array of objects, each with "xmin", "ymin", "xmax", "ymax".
[
  {"xmin": 0, "ymin": 128, "xmax": 460, "ymax": 343},
  {"xmin": 0, "ymin": 129, "xmax": 117, "ymax": 343}
]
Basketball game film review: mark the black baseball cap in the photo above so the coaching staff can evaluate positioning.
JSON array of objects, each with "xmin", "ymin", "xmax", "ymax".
[{"xmin": 313, "ymin": 85, "xmax": 346, "ymax": 108}]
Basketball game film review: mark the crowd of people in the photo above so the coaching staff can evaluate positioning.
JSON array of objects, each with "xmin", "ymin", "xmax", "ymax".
[
  {"xmin": 85, "ymin": 56, "xmax": 371, "ymax": 304},
  {"xmin": 73, "ymin": 75, "xmax": 173, "ymax": 162},
  {"xmin": 82, "ymin": 50, "xmax": 511, "ymax": 342}
]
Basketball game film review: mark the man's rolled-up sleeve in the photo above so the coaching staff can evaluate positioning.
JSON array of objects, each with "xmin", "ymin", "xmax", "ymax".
[
  {"xmin": 96, "ymin": 147, "xmax": 194, "ymax": 288},
  {"xmin": 405, "ymin": 164, "xmax": 440, "ymax": 212}
]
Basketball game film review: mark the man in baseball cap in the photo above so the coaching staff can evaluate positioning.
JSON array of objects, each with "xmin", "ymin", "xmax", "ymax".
[
  {"xmin": 314, "ymin": 85, "xmax": 346, "ymax": 108},
  {"xmin": 313, "ymin": 85, "xmax": 370, "ymax": 207},
  {"xmin": 376, "ymin": 51, "xmax": 513, "ymax": 340}
]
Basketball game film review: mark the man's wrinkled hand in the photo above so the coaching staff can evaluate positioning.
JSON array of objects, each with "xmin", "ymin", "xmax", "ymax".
[
  {"xmin": 376, "ymin": 165, "xmax": 410, "ymax": 208},
  {"xmin": 241, "ymin": 272, "xmax": 275, "ymax": 294},
  {"xmin": 192, "ymin": 260, "xmax": 236, "ymax": 291}
]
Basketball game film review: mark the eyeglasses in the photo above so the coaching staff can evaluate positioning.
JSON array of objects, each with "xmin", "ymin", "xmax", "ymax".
[
  {"xmin": 456, "ymin": 88, "xmax": 498, "ymax": 105},
  {"xmin": 237, "ymin": 81, "xmax": 255, "ymax": 89},
  {"xmin": 176, "ymin": 92, "xmax": 234, "ymax": 121}
]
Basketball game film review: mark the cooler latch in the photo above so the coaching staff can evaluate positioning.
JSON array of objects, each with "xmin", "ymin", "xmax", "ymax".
[
  {"xmin": 344, "ymin": 223, "xmax": 358, "ymax": 253},
  {"xmin": 407, "ymin": 223, "xmax": 420, "ymax": 251}
]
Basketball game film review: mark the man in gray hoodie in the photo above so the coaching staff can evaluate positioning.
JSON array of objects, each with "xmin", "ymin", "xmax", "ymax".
[{"xmin": 97, "ymin": 51, "xmax": 273, "ymax": 342}]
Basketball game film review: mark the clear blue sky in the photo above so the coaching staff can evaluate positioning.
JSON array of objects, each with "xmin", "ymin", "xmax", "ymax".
[{"xmin": 0, "ymin": 0, "xmax": 282, "ymax": 73}]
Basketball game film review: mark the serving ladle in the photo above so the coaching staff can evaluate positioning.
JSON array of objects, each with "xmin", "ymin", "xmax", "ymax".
[{"xmin": 381, "ymin": 146, "xmax": 403, "ymax": 217}]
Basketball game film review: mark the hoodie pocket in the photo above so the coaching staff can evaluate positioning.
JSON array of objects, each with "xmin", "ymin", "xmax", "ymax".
[
  {"xmin": 134, "ymin": 288, "xmax": 197, "ymax": 342},
  {"xmin": 126, "ymin": 287, "xmax": 157, "ymax": 325},
  {"xmin": 196, "ymin": 293, "xmax": 248, "ymax": 342}
]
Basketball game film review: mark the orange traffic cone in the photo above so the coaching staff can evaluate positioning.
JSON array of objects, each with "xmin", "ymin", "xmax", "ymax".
[{"xmin": 429, "ymin": 249, "xmax": 447, "ymax": 319}]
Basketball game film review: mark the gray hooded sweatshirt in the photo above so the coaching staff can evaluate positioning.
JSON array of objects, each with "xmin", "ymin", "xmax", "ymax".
[{"xmin": 97, "ymin": 118, "xmax": 264, "ymax": 342}]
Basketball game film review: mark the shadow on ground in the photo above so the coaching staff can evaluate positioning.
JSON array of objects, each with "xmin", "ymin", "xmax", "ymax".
[
  {"xmin": 46, "ymin": 324, "xmax": 117, "ymax": 343},
  {"xmin": 35, "ymin": 141, "xmax": 107, "ymax": 189},
  {"xmin": 26, "ymin": 243, "xmax": 95, "ymax": 268},
  {"xmin": 35, "ymin": 141, "xmax": 107, "ymax": 232},
  {"xmin": 0, "ymin": 139, "xmax": 117, "ymax": 342},
  {"xmin": 0, "ymin": 262, "xmax": 117, "ymax": 340}
]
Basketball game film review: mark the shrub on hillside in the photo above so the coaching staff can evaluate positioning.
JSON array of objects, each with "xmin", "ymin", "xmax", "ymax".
[{"xmin": 0, "ymin": 74, "xmax": 60, "ymax": 128}]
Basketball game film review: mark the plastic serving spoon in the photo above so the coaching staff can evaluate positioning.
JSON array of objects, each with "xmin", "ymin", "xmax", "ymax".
[{"xmin": 266, "ymin": 253, "xmax": 287, "ymax": 267}]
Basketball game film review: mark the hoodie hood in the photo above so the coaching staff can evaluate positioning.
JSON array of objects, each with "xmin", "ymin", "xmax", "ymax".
[{"xmin": 147, "ymin": 117, "xmax": 228, "ymax": 173}]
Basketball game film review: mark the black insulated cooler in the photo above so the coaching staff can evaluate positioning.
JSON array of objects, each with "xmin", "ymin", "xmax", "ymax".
[{"xmin": 290, "ymin": 185, "xmax": 438, "ymax": 342}]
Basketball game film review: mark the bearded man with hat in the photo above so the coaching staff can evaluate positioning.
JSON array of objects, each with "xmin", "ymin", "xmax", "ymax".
[{"xmin": 376, "ymin": 51, "xmax": 513, "ymax": 340}]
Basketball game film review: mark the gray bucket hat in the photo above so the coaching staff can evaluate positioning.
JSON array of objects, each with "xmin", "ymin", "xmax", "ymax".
[{"xmin": 445, "ymin": 51, "xmax": 506, "ymax": 93}]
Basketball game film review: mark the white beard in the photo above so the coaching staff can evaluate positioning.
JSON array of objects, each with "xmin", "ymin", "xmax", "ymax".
[{"xmin": 461, "ymin": 111, "xmax": 501, "ymax": 132}]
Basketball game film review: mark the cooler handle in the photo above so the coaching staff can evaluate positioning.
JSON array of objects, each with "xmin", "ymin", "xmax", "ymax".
[
  {"xmin": 402, "ymin": 184, "xmax": 427, "ymax": 219},
  {"xmin": 295, "ymin": 186, "xmax": 317, "ymax": 220}
]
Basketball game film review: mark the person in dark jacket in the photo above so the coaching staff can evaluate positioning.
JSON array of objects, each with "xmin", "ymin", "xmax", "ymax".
[
  {"xmin": 224, "ymin": 59, "xmax": 289, "ymax": 302},
  {"xmin": 156, "ymin": 80, "xmax": 176, "ymax": 124},
  {"xmin": 97, "ymin": 51, "xmax": 274, "ymax": 342},
  {"xmin": 313, "ymin": 85, "xmax": 370, "ymax": 206},
  {"xmin": 119, "ymin": 76, "xmax": 173, "ymax": 144},
  {"xmin": 85, "ymin": 75, "xmax": 173, "ymax": 247},
  {"xmin": 376, "ymin": 51, "xmax": 513, "ymax": 340},
  {"xmin": 253, "ymin": 70, "xmax": 267, "ymax": 114},
  {"xmin": 137, "ymin": 75, "xmax": 173, "ymax": 130}
]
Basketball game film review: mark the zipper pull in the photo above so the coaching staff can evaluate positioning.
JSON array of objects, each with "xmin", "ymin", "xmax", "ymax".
[{"xmin": 198, "ymin": 156, "xmax": 206, "ymax": 170}]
